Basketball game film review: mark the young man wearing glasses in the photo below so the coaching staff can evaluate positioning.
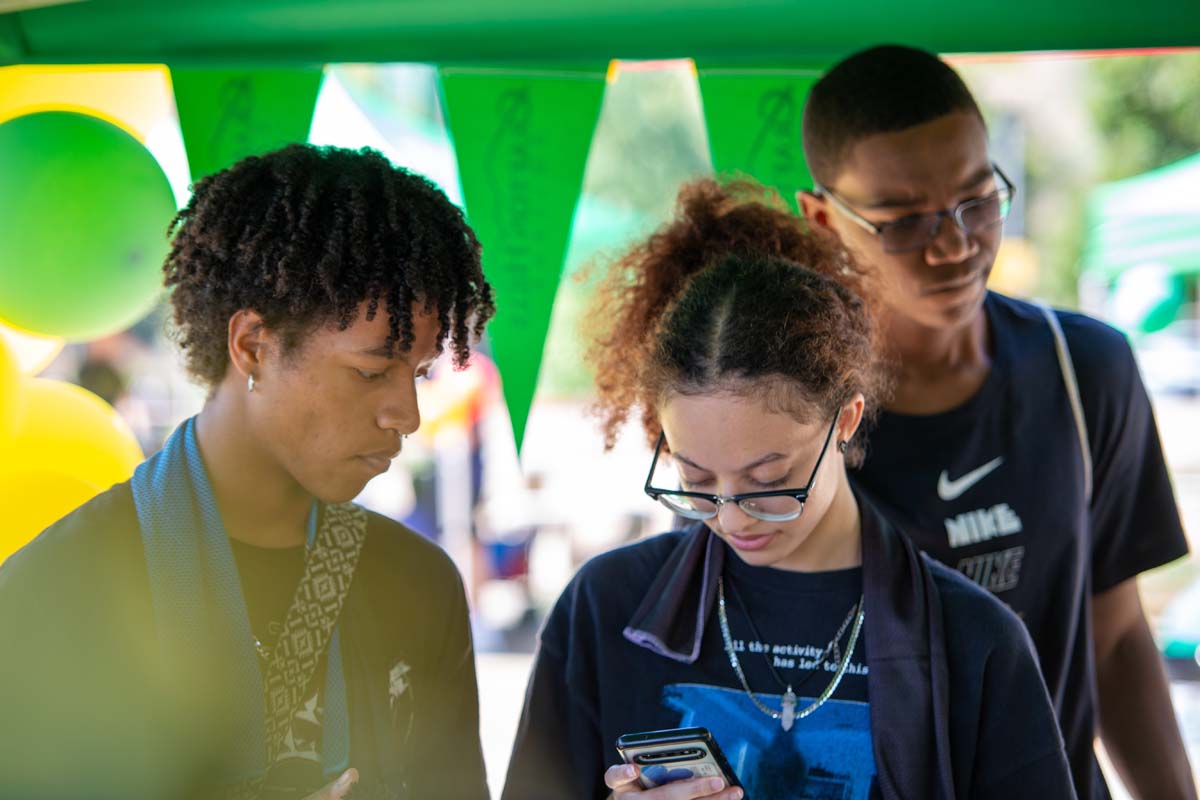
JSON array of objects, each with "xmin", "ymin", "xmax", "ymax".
[{"xmin": 799, "ymin": 45, "xmax": 1194, "ymax": 799}]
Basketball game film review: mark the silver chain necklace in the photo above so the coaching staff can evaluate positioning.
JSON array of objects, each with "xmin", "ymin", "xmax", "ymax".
[
  {"xmin": 723, "ymin": 572, "xmax": 857, "ymax": 694},
  {"xmin": 717, "ymin": 575, "xmax": 865, "ymax": 732}
]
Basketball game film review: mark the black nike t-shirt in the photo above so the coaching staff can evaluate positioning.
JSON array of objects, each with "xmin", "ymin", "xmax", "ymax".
[{"xmin": 851, "ymin": 291, "xmax": 1190, "ymax": 800}]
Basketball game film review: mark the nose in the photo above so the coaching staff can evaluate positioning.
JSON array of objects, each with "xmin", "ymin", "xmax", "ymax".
[
  {"xmin": 714, "ymin": 498, "xmax": 756, "ymax": 536},
  {"xmin": 378, "ymin": 376, "xmax": 422, "ymax": 437},
  {"xmin": 924, "ymin": 212, "xmax": 978, "ymax": 267}
]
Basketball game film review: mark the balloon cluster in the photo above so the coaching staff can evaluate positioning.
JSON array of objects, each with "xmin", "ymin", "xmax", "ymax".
[{"xmin": 0, "ymin": 111, "xmax": 174, "ymax": 564}]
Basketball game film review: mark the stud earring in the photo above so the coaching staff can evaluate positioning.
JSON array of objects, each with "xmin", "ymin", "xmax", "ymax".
[
  {"xmin": 247, "ymin": 373, "xmax": 256, "ymax": 393},
  {"xmin": 838, "ymin": 440, "xmax": 848, "ymax": 454}
]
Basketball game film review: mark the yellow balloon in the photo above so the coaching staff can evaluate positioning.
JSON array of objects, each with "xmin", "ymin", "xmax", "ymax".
[
  {"xmin": 0, "ymin": 335, "xmax": 18, "ymax": 444},
  {"xmin": 0, "ymin": 320, "xmax": 65, "ymax": 376},
  {"xmin": 1, "ymin": 378, "xmax": 143, "ymax": 492},
  {"xmin": 0, "ymin": 469, "xmax": 103, "ymax": 565},
  {"xmin": 0, "ymin": 65, "xmax": 172, "ymax": 140}
]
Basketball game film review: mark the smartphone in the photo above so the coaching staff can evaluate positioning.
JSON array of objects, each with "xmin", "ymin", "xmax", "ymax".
[{"xmin": 615, "ymin": 726, "xmax": 746, "ymax": 796}]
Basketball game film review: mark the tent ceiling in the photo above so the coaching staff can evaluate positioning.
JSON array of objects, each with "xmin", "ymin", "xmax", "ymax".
[{"xmin": 2, "ymin": 0, "xmax": 1198, "ymax": 67}]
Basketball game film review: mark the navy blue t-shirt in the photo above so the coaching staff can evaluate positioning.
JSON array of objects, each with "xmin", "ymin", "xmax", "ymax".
[
  {"xmin": 503, "ymin": 528, "xmax": 1074, "ymax": 800},
  {"xmin": 693, "ymin": 556, "xmax": 874, "ymax": 797},
  {"xmin": 851, "ymin": 291, "xmax": 1190, "ymax": 799}
]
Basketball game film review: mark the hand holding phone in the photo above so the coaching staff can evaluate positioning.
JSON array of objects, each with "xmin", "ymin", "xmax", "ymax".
[
  {"xmin": 607, "ymin": 727, "xmax": 745, "ymax": 800},
  {"xmin": 301, "ymin": 768, "xmax": 358, "ymax": 800},
  {"xmin": 604, "ymin": 763, "xmax": 743, "ymax": 800}
]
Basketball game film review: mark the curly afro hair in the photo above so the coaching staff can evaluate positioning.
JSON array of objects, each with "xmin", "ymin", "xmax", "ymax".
[
  {"xmin": 163, "ymin": 144, "xmax": 495, "ymax": 389},
  {"xmin": 585, "ymin": 178, "xmax": 888, "ymax": 464}
]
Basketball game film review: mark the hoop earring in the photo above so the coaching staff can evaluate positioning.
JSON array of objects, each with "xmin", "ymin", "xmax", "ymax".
[{"xmin": 247, "ymin": 373, "xmax": 256, "ymax": 393}]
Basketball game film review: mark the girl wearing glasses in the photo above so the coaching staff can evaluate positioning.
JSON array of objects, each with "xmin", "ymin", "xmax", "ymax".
[{"xmin": 501, "ymin": 180, "xmax": 1075, "ymax": 800}]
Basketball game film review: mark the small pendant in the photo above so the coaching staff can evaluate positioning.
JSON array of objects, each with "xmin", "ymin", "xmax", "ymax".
[{"xmin": 781, "ymin": 688, "xmax": 796, "ymax": 731}]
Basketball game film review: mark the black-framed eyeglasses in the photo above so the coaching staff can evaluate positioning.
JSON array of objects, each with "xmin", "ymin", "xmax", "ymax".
[
  {"xmin": 643, "ymin": 416, "xmax": 840, "ymax": 523},
  {"xmin": 814, "ymin": 164, "xmax": 1015, "ymax": 254}
]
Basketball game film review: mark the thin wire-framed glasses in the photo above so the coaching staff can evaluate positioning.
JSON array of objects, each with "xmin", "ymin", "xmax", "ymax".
[
  {"xmin": 643, "ymin": 415, "xmax": 840, "ymax": 523},
  {"xmin": 814, "ymin": 164, "xmax": 1014, "ymax": 254}
]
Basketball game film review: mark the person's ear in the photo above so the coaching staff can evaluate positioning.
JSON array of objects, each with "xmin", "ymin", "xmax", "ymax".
[
  {"xmin": 837, "ymin": 393, "xmax": 866, "ymax": 445},
  {"xmin": 228, "ymin": 309, "xmax": 270, "ymax": 385},
  {"xmin": 798, "ymin": 190, "xmax": 834, "ymax": 233}
]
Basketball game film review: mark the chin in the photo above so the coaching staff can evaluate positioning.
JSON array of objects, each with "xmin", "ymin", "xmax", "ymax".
[
  {"xmin": 729, "ymin": 547, "xmax": 775, "ymax": 565},
  {"xmin": 933, "ymin": 298, "xmax": 983, "ymax": 328},
  {"xmin": 312, "ymin": 478, "xmax": 371, "ymax": 506},
  {"xmin": 923, "ymin": 286, "xmax": 986, "ymax": 328}
]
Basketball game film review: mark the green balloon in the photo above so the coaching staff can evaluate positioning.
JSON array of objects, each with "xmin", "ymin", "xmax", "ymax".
[{"xmin": 0, "ymin": 112, "xmax": 176, "ymax": 341}]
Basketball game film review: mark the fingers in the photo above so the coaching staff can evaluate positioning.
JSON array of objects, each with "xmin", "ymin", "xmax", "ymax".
[
  {"xmin": 650, "ymin": 777, "xmax": 742, "ymax": 800},
  {"xmin": 604, "ymin": 764, "xmax": 743, "ymax": 800},
  {"xmin": 605, "ymin": 763, "xmax": 641, "ymax": 789},
  {"xmin": 301, "ymin": 768, "xmax": 359, "ymax": 800}
]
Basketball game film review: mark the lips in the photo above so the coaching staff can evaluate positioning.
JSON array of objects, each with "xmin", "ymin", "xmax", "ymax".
[
  {"xmin": 358, "ymin": 450, "xmax": 399, "ymax": 473},
  {"xmin": 726, "ymin": 531, "xmax": 777, "ymax": 552},
  {"xmin": 924, "ymin": 269, "xmax": 984, "ymax": 296}
]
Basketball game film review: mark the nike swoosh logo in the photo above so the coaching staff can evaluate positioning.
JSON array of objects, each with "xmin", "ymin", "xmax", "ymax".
[{"xmin": 937, "ymin": 457, "xmax": 1004, "ymax": 501}]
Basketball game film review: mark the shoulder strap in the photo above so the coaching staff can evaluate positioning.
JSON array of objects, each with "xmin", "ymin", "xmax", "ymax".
[
  {"xmin": 1034, "ymin": 300, "xmax": 1093, "ymax": 502},
  {"xmin": 226, "ymin": 502, "xmax": 368, "ymax": 799},
  {"xmin": 263, "ymin": 502, "xmax": 367, "ymax": 762}
]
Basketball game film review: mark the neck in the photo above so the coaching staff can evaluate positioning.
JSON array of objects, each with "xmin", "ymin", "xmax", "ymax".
[
  {"xmin": 876, "ymin": 302, "xmax": 994, "ymax": 415},
  {"xmin": 775, "ymin": 473, "xmax": 862, "ymax": 572},
  {"xmin": 194, "ymin": 388, "xmax": 313, "ymax": 549},
  {"xmin": 882, "ymin": 305, "xmax": 989, "ymax": 378}
]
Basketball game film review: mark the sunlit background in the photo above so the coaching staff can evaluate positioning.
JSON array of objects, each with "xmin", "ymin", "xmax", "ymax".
[{"xmin": 2, "ymin": 51, "xmax": 1199, "ymax": 797}]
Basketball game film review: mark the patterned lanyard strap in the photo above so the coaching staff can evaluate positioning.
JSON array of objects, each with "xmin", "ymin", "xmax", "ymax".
[{"xmin": 227, "ymin": 502, "xmax": 368, "ymax": 799}]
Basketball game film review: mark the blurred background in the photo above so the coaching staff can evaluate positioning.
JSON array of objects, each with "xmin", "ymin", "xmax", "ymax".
[{"xmin": 2, "ymin": 50, "xmax": 1198, "ymax": 797}]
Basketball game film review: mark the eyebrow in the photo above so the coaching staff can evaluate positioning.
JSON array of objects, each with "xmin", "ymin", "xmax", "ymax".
[
  {"xmin": 673, "ymin": 452, "xmax": 788, "ymax": 474},
  {"xmin": 357, "ymin": 344, "xmax": 398, "ymax": 359},
  {"xmin": 861, "ymin": 165, "xmax": 996, "ymax": 210}
]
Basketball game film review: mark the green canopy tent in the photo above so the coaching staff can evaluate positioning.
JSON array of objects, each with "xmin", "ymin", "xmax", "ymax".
[
  {"xmin": 2, "ymin": 0, "xmax": 1198, "ymax": 65},
  {"xmin": 1082, "ymin": 152, "xmax": 1200, "ymax": 334},
  {"xmin": 2, "ymin": 0, "xmax": 1198, "ymax": 448},
  {"xmin": 1083, "ymin": 151, "xmax": 1200, "ymax": 285}
]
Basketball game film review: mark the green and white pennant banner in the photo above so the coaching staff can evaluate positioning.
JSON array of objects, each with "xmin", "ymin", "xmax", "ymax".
[
  {"xmin": 697, "ymin": 65, "xmax": 826, "ymax": 210},
  {"xmin": 439, "ymin": 65, "xmax": 605, "ymax": 453},
  {"xmin": 170, "ymin": 67, "xmax": 323, "ymax": 181}
]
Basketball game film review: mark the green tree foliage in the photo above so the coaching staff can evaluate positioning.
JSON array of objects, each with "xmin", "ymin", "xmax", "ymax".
[{"xmin": 1089, "ymin": 51, "xmax": 1200, "ymax": 182}]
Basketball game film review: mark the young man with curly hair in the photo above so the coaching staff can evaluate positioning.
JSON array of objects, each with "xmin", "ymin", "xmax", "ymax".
[{"xmin": 0, "ymin": 145, "xmax": 496, "ymax": 800}]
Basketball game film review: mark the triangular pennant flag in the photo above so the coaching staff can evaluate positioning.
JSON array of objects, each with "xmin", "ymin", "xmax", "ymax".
[
  {"xmin": 170, "ymin": 67, "xmax": 323, "ymax": 181},
  {"xmin": 698, "ymin": 65, "xmax": 826, "ymax": 210},
  {"xmin": 439, "ymin": 66, "xmax": 605, "ymax": 453}
]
